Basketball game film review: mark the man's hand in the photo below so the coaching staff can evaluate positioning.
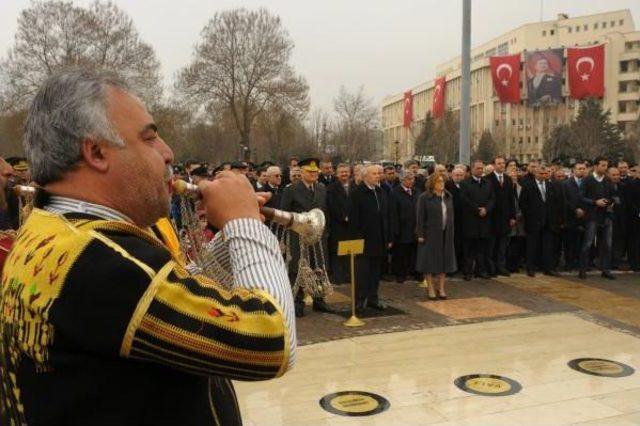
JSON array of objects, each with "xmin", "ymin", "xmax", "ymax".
[
  {"xmin": 199, "ymin": 171, "xmax": 261, "ymax": 229},
  {"xmin": 575, "ymin": 208, "xmax": 585, "ymax": 218},
  {"xmin": 509, "ymin": 219, "xmax": 517, "ymax": 227},
  {"xmin": 595, "ymin": 199, "xmax": 608, "ymax": 208},
  {"xmin": 418, "ymin": 237, "xmax": 425, "ymax": 243},
  {"xmin": 388, "ymin": 242, "xmax": 393, "ymax": 249},
  {"xmin": 478, "ymin": 207, "xmax": 487, "ymax": 217}
]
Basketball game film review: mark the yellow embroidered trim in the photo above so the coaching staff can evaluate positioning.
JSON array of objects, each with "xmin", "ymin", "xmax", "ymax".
[
  {"xmin": 120, "ymin": 260, "xmax": 175, "ymax": 357},
  {"xmin": 251, "ymin": 289, "xmax": 291, "ymax": 377}
]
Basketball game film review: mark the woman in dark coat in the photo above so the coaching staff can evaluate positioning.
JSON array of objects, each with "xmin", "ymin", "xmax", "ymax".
[{"xmin": 416, "ymin": 173, "xmax": 457, "ymax": 299}]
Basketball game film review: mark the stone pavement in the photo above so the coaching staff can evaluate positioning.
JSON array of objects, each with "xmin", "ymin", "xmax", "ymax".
[{"xmin": 295, "ymin": 272, "xmax": 640, "ymax": 345}]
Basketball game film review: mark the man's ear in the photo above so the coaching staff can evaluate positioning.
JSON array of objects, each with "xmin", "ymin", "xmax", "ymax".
[{"xmin": 80, "ymin": 139, "xmax": 109, "ymax": 173}]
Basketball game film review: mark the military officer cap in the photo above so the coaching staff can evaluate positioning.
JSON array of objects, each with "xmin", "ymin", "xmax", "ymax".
[
  {"xmin": 299, "ymin": 158, "xmax": 320, "ymax": 172},
  {"xmin": 5, "ymin": 157, "xmax": 29, "ymax": 172},
  {"xmin": 230, "ymin": 161, "xmax": 248, "ymax": 170},
  {"xmin": 190, "ymin": 165, "xmax": 209, "ymax": 177}
]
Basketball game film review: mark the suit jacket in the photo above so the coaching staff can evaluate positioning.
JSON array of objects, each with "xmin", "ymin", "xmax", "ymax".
[
  {"xmin": 389, "ymin": 184, "xmax": 419, "ymax": 244},
  {"xmin": 326, "ymin": 181, "xmax": 351, "ymax": 244},
  {"xmin": 319, "ymin": 174, "xmax": 335, "ymax": 187},
  {"xmin": 562, "ymin": 177, "xmax": 585, "ymax": 229},
  {"xmin": 458, "ymin": 176, "xmax": 494, "ymax": 239},
  {"xmin": 348, "ymin": 183, "xmax": 390, "ymax": 257},
  {"xmin": 486, "ymin": 172, "xmax": 516, "ymax": 236},
  {"xmin": 624, "ymin": 179, "xmax": 640, "ymax": 223},
  {"xmin": 263, "ymin": 184, "xmax": 282, "ymax": 210},
  {"xmin": 611, "ymin": 182, "xmax": 626, "ymax": 233},
  {"xmin": 445, "ymin": 180, "xmax": 464, "ymax": 237},
  {"xmin": 519, "ymin": 179, "xmax": 562, "ymax": 233}
]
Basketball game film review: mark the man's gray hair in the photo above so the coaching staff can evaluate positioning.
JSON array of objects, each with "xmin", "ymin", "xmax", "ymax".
[
  {"xmin": 24, "ymin": 68, "xmax": 131, "ymax": 185},
  {"xmin": 399, "ymin": 170, "xmax": 415, "ymax": 181}
]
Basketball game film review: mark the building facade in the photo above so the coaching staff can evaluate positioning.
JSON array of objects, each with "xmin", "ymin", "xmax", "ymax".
[{"xmin": 381, "ymin": 10, "xmax": 640, "ymax": 163}]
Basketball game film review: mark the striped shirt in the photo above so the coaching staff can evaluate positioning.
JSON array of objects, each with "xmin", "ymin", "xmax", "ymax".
[{"xmin": 44, "ymin": 196, "xmax": 296, "ymax": 367}]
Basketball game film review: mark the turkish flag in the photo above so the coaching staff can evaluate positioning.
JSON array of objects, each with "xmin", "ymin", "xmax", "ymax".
[
  {"xmin": 432, "ymin": 77, "xmax": 446, "ymax": 119},
  {"xmin": 490, "ymin": 54, "xmax": 521, "ymax": 103},
  {"xmin": 568, "ymin": 44, "xmax": 605, "ymax": 99},
  {"xmin": 403, "ymin": 90, "xmax": 413, "ymax": 128}
]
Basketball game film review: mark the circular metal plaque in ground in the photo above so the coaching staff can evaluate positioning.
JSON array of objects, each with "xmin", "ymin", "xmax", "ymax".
[
  {"xmin": 319, "ymin": 391, "xmax": 390, "ymax": 417},
  {"xmin": 568, "ymin": 358, "xmax": 635, "ymax": 378},
  {"xmin": 454, "ymin": 374, "xmax": 522, "ymax": 396}
]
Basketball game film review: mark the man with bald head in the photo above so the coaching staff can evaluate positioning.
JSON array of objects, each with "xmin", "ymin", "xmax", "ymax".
[{"xmin": 348, "ymin": 164, "xmax": 391, "ymax": 312}]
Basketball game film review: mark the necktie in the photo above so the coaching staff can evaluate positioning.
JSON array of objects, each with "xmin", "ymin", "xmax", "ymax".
[
  {"xmin": 372, "ymin": 188, "xmax": 380, "ymax": 211},
  {"xmin": 539, "ymin": 181, "xmax": 546, "ymax": 202},
  {"xmin": 499, "ymin": 175, "xmax": 503, "ymax": 186}
]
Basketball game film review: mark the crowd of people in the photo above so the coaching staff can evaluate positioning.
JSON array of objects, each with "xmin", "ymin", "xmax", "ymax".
[{"xmin": 164, "ymin": 154, "xmax": 640, "ymax": 316}]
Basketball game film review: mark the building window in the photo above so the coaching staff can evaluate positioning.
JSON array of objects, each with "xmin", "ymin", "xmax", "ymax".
[
  {"xmin": 542, "ymin": 30, "xmax": 546, "ymax": 36},
  {"xmin": 610, "ymin": 21, "xmax": 615, "ymax": 27},
  {"xmin": 518, "ymin": 137, "xmax": 523, "ymax": 144},
  {"xmin": 495, "ymin": 120, "xmax": 500, "ymax": 127},
  {"xmin": 619, "ymin": 19, "xmax": 624, "ymax": 26},
  {"xmin": 584, "ymin": 24, "xmax": 588, "ymax": 31},
  {"xmin": 619, "ymin": 102, "xmax": 627, "ymax": 113},
  {"xmin": 527, "ymin": 137, "xmax": 531, "ymax": 144},
  {"xmin": 619, "ymin": 82, "xmax": 627, "ymax": 92},
  {"xmin": 535, "ymin": 136, "xmax": 539, "ymax": 144},
  {"xmin": 594, "ymin": 22, "xmax": 599, "ymax": 29},
  {"xmin": 519, "ymin": 118, "xmax": 523, "ymax": 125},
  {"xmin": 568, "ymin": 27, "xmax": 572, "ymax": 33},
  {"xmin": 576, "ymin": 25, "xmax": 580, "ymax": 32},
  {"xmin": 621, "ymin": 61, "xmax": 629, "ymax": 73},
  {"xmin": 512, "ymin": 119, "xmax": 516, "ymax": 126},
  {"xmin": 603, "ymin": 22, "xmax": 607, "ymax": 28},
  {"xmin": 550, "ymin": 29, "xmax": 555, "ymax": 35}
]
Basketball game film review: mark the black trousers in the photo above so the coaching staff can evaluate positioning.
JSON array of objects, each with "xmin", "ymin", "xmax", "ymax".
[
  {"xmin": 356, "ymin": 256, "xmax": 383, "ymax": 304},
  {"xmin": 463, "ymin": 238, "xmax": 489, "ymax": 275},
  {"xmin": 628, "ymin": 219, "xmax": 640, "ymax": 270},
  {"xmin": 507, "ymin": 236, "xmax": 526, "ymax": 271},
  {"xmin": 391, "ymin": 242, "xmax": 416, "ymax": 280},
  {"xmin": 564, "ymin": 227, "xmax": 584, "ymax": 270},
  {"xmin": 488, "ymin": 234, "xmax": 509, "ymax": 274},
  {"xmin": 525, "ymin": 228, "xmax": 555, "ymax": 273},
  {"xmin": 329, "ymin": 238, "xmax": 350, "ymax": 284}
]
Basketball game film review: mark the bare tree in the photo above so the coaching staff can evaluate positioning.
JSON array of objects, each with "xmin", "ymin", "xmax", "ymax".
[
  {"xmin": 308, "ymin": 107, "xmax": 332, "ymax": 154},
  {"xmin": 332, "ymin": 85, "xmax": 379, "ymax": 160},
  {"xmin": 176, "ymin": 8, "xmax": 309, "ymax": 161},
  {"xmin": 0, "ymin": 0, "xmax": 163, "ymax": 112}
]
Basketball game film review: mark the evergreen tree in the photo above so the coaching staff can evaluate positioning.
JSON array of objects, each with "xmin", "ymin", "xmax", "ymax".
[
  {"xmin": 414, "ymin": 112, "xmax": 435, "ymax": 156},
  {"xmin": 571, "ymin": 98, "xmax": 623, "ymax": 160},
  {"xmin": 474, "ymin": 130, "xmax": 497, "ymax": 163},
  {"xmin": 542, "ymin": 124, "xmax": 573, "ymax": 163}
]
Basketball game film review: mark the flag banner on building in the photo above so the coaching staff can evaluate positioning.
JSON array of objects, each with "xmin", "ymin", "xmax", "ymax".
[
  {"xmin": 403, "ymin": 90, "xmax": 413, "ymax": 127},
  {"xmin": 432, "ymin": 76, "xmax": 446, "ymax": 119},
  {"xmin": 490, "ymin": 54, "xmax": 521, "ymax": 103},
  {"xmin": 525, "ymin": 48, "xmax": 563, "ymax": 106},
  {"xmin": 567, "ymin": 44, "xmax": 605, "ymax": 99}
]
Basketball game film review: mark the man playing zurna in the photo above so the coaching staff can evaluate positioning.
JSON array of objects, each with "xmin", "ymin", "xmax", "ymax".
[{"xmin": 0, "ymin": 69, "xmax": 296, "ymax": 425}]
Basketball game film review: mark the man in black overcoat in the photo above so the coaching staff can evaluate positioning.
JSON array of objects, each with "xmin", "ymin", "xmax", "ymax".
[
  {"xmin": 625, "ymin": 166, "xmax": 640, "ymax": 271},
  {"xmin": 445, "ymin": 166, "xmax": 466, "ymax": 272},
  {"xmin": 348, "ymin": 164, "xmax": 391, "ymax": 311},
  {"xmin": 562, "ymin": 161, "xmax": 587, "ymax": 270},
  {"xmin": 459, "ymin": 160, "xmax": 495, "ymax": 280},
  {"xmin": 486, "ymin": 156, "xmax": 516, "ymax": 276},
  {"xmin": 389, "ymin": 170, "xmax": 419, "ymax": 282},
  {"xmin": 519, "ymin": 163, "xmax": 563, "ymax": 276},
  {"xmin": 280, "ymin": 158, "xmax": 334, "ymax": 317},
  {"xmin": 326, "ymin": 163, "xmax": 352, "ymax": 284}
]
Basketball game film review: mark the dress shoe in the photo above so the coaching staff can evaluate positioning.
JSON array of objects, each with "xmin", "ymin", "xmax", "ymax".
[
  {"xmin": 463, "ymin": 274, "xmax": 472, "ymax": 281},
  {"xmin": 544, "ymin": 271, "xmax": 560, "ymax": 277},
  {"xmin": 294, "ymin": 305, "xmax": 305, "ymax": 318},
  {"xmin": 526, "ymin": 270, "xmax": 536, "ymax": 277},
  {"xmin": 578, "ymin": 270, "xmax": 587, "ymax": 279},
  {"xmin": 477, "ymin": 272, "xmax": 491, "ymax": 279},
  {"xmin": 367, "ymin": 300, "xmax": 387, "ymax": 311},
  {"xmin": 497, "ymin": 269, "xmax": 511, "ymax": 277},
  {"xmin": 312, "ymin": 300, "xmax": 336, "ymax": 313},
  {"xmin": 601, "ymin": 271, "xmax": 616, "ymax": 280}
]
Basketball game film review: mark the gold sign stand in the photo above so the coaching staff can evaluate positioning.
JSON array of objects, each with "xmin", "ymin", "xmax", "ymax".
[{"xmin": 338, "ymin": 239, "xmax": 365, "ymax": 327}]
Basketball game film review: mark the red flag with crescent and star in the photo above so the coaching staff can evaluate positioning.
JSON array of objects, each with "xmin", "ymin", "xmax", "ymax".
[
  {"xmin": 403, "ymin": 90, "xmax": 413, "ymax": 128},
  {"xmin": 432, "ymin": 76, "xmax": 446, "ymax": 119},
  {"xmin": 490, "ymin": 54, "xmax": 521, "ymax": 103},
  {"xmin": 567, "ymin": 44, "xmax": 605, "ymax": 99}
]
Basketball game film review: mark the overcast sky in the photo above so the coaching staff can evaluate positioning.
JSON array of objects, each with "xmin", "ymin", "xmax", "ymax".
[{"xmin": 1, "ymin": 0, "xmax": 639, "ymax": 113}]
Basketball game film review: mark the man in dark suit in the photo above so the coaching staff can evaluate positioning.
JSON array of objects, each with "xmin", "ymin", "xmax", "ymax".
[
  {"xmin": 318, "ymin": 160, "xmax": 335, "ymax": 187},
  {"xmin": 562, "ymin": 161, "xmax": 587, "ymax": 270},
  {"xmin": 382, "ymin": 165, "xmax": 399, "ymax": 194},
  {"xmin": 520, "ymin": 159, "xmax": 538, "ymax": 187},
  {"xmin": 579, "ymin": 156, "xmax": 615, "ymax": 279},
  {"xmin": 389, "ymin": 170, "xmax": 419, "ymax": 282},
  {"xmin": 459, "ymin": 160, "xmax": 494, "ymax": 280},
  {"xmin": 263, "ymin": 166, "xmax": 283, "ymax": 209},
  {"xmin": 280, "ymin": 158, "xmax": 334, "ymax": 316},
  {"xmin": 519, "ymin": 163, "xmax": 563, "ymax": 276},
  {"xmin": 486, "ymin": 156, "xmax": 516, "ymax": 276},
  {"xmin": 404, "ymin": 159, "xmax": 425, "ymax": 194},
  {"xmin": 608, "ymin": 167, "xmax": 627, "ymax": 270},
  {"xmin": 326, "ymin": 163, "xmax": 352, "ymax": 284},
  {"xmin": 348, "ymin": 164, "xmax": 391, "ymax": 312},
  {"xmin": 445, "ymin": 166, "xmax": 466, "ymax": 272},
  {"xmin": 625, "ymin": 166, "xmax": 640, "ymax": 271}
]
